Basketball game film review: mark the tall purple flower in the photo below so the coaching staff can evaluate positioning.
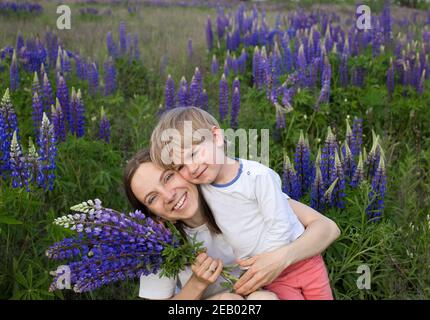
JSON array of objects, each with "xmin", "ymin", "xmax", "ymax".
[
  {"xmin": 342, "ymin": 140, "xmax": 356, "ymax": 182},
  {"xmin": 366, "ymin": 157, "xmax": 386, "ymax": 222},
  {"xmin": 177, "ymin": 76, "xmax": 188, "ymax": 108},
  {"xmin": 340, "ymin": 53, "xmax": 349, "ymax": 87},
  {"xmin": 98, "ymin": 107, "xmax": 110, "ymax": 143},
  {"xmin": 10, "ymin": 131, "xmax": 28, "ymax": 189},
  {"xmin": 329, "ymin": 150, "xmax": 346, "ymax": 209},
  {"xmin": 351, "ymin": 118, "xmax": 363, "ymax": 157},
  {"xmin": 52, "ymin": 99, "xmax": 66, "ymax": 142},
  {"xmin": 106, "ymin": 31, "xmax": 118, "ymax": 59},
  {"xmin": 37, "ymin": 113, "xmax": 57, "ymax": 191},
  {"xmin": 252, "ymin": 46, "xmax": 261, "ymax": 87},
  {"xmin": 282, "ymin": 155, "xmax": 301, "ymax": 200},
  {"xmin": 219, "ymin": 74, "xmax": 229, "ymax": 122},
  {"xmin": 189, "ymin": 76, "xmax": 200, "ymax": 108},
  {"xmin": 56, "ymin": 75, "xmax": 70, "ymax": 130},
  {"xmin": 294, "ymin": 131, "xmax": 313, "ymax": 195},
  {"xmin": 321, "ymin": 127, "xmax": 337, "ymax": 188},
  {"xmin": 351, "ymin": 152, "xmax": 364, "ymax": 188},
  {"xmin": 104, "ymin": 57, "xmax": 117, "ymax": 96},
  {"xmin": 69, "ymin": 88, "xmax": 85, "ymax": 138},
  {"xmin": 200, "ymin": 89, "xmax": 208, "ymax": 111},
  {"xmin": 310, "ymin": 165, "xmax": 325, "ymax": 212},
  {"xmin": 43, "ymin": 73, "xmax": 54, "ymax": 114},
  {"xmin": 206, "ymin": 16, "xmax": 214, "ymax": 52},
  {"xmin": 0, "ymin": 89, "xmax": 20, "ymax": 178},
  {"xmin": 366, "ymin": 134, "xmax": 381, "ymax": 180},
  {"xmin": 211, "ymin": 55, "xmax": 219, "ymax": 75},
  {"xmin": 119, "ymin": 21, "xmax": 127, "ymax": 56},
  {"xmin": 165, "ymin": 74, "xmax": 175, "ymax": 110},
  {"xmin": 32, "ymin": 72, "xmax": 41, "ymax": 99},
  {"xmin": 10, "ymin": 50, "xmax": 19, "ymax": 92},
  {"xmin": 231, "ymin": 87, "xmax": 240, "ymax": 129},
  {"xmin": 32, "ymin": 92, "xmax": 43, "ymax": 136},
  {"xmin": 88, "ymin": 63, "xmax": 99, "ymax": 96}
]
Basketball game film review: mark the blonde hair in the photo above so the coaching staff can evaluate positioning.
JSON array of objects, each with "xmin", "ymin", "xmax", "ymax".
[{"xmin": 150, "ymin": 107, "xmax": 220, "ymax": 168}]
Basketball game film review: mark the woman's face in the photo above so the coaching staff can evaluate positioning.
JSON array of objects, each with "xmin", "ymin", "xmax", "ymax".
[{"xmin": 130, "ymin": 161, "xmax": 201, "ymax": 225}]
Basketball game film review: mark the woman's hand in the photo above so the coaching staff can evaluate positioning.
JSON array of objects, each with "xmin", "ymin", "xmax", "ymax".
[
  {"xmin": 233, "ymin": 247, "xmax": 290, "ymax": 296},
  {"xmin": 234, "ymin": 199, "xmax": 341, "ymax": 296},
  {"xmin": 191, "ymin": 252, "xmax": 223, "ymax": 287}
]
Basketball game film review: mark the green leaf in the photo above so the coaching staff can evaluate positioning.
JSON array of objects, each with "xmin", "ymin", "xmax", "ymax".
[{"xmin": 0, "ymin": 215, "xmax": 23, "ymax": 225}]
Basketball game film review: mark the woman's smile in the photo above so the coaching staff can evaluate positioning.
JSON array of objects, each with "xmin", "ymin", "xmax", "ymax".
[{"xmin": 172, "ymin": 191, "xmax": 188, "ymax": 211}]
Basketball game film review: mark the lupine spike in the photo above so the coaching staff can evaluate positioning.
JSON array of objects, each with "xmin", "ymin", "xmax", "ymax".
[
  {"xmin": 294, "ymin": 130, "xmax": 313, "ymax": 195},
  {"xmin": 211, "ymin": 55, "xmax": 219, "ymax": 75},
  {"xmin": 164, "ymin": 74, "xmax": 175, "ymax": 110},
  {"xmin": 231, "ymin": 87, "xmax": 240, "ymax": 129},
  {"xmin": 10, "ymin": 50, "xmax": 19, "ymax": 92},
  {"xmin": 10, "ymin": 130, "xmax": 27, "ymax": 189},
  {"xmin": 282, "ymin": 154, "xmax": 301, "ymax": 200},
  {"xmin": 98, "ymin": 107, "xmax": 111, "ymax": 143},
  {"xmin": 43, "ymin": 73, "xmax": 54, "ymax": 114},
  {"xmin": 351, "ymin": 152, "xmax": 364, "ymax": 187},
  {"xmin": 366, "ymin": 156, "xmax": 386, "ymax": 222},
  {"xmin": 310, "ymin": 165, "xmax": 325, "ymax": 211},
  {"xmin": 219, "ymin": 74, "xmax": 229, "ymax": 121},
  {"xmin": 37, "ymin": 113, "xmax": 57, "ymax": 190}
]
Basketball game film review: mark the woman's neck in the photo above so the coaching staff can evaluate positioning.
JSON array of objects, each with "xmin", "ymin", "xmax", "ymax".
[{"xmin": 182, "ymin": 209, "xmax": 206, "ymax": 229}]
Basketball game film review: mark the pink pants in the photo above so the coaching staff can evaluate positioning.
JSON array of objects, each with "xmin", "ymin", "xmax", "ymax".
[{"xmin": 264, "ymin": 254, "xmax": 333, "ymax": 300}]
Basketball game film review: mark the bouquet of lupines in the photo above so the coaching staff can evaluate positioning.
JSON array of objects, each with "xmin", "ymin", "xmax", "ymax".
[{"xmin": 46, "ymin": 199, "xmax": 239, "ymax": 293}]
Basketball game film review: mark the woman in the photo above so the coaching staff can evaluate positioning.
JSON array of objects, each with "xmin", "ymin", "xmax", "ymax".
[{"xmin": 124, "ymin": 149, "xmax": 340, "ymax": 299}]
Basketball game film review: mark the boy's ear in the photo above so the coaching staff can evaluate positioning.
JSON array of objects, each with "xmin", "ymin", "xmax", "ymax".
[{"xmin": 211, "ymin": 126, "xmax": 224, "ymax": 147}]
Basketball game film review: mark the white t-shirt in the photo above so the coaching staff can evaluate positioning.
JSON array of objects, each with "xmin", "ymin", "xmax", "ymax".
[
  {"xmin": 139, "ymin": 223, "xmax": 241, "ymax": 300},
  {"xmin": 201, "ymin": 158, "xmax": 305, "ymax": 260}
]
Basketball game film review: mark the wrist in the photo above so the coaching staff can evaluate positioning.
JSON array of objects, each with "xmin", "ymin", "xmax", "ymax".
[
  {"xmin": 278, "ymin": 244, "xmax": 296, "ymax": 268},
  {"xmin": 190, "ymin": 274, "xmax": 209, "ymax": 292}
]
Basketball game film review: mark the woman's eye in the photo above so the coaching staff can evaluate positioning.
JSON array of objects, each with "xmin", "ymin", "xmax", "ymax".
[{"xmin": 148, "ymin": 195, "xmax": 156, "ymax": 204}]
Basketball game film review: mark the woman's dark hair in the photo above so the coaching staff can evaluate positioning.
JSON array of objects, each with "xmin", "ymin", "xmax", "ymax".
[{"xmin": 123, "ymin": 149, "xmax": 221, "ymax": 239}]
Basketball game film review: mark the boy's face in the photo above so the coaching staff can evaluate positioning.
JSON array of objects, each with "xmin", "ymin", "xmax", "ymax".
[{"xmin": 174, "ymin": 132, "xmax": 225, "ymax": 185}]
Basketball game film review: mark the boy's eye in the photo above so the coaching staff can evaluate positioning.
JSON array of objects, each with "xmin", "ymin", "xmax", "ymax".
[
  {"xmin": 177, "ymin": 165, "xmax": 184, "ymax": 171},
  {"xmin": 164, "ymin": 172, "xmax": 174, "ymax": 183}
]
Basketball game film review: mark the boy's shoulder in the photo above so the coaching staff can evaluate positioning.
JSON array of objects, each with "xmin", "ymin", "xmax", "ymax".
[{"xmin": 239, "ymin": 158, "xmax": 277, "ymax": 177}]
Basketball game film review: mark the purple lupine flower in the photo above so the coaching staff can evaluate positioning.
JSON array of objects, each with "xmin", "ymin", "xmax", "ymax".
[
  {"xmin": 119, "ymin": 22, "xmax": 127, "ymax": 56},
  {"xmin": 206, "ymin": 16, "xmax": 214, "ymax": 52},
  {"xmin": 74, "ymin": 54, "xmax": 84, "ymax": 80},
  {"xmin": 387, "ymin": 58, "xmax": 395, "ymax": 98},
  {"xmin": 380, "ymin": 0, "xmax": 392, "ymax": 46},
  {"xmin": 106, "ymin": 31, "xmax": 118, "ymax": 59},
  {"xmin": 69, "ymin": 88, "xmax": 85, "ymax": 138},
  {"xmin": 32, "ymin": 72, "xmax": 41, "ymax": 99},
  {"xmin": 189, "ymin": 76, "xmax": 200, "ymax": 108},
  {"xmin": 366, "ymin": 156, "xmax": 386, "ymax": 222},
  {"xmin": 231, "ymin": 87, "xmax": 240, "ymax": 129},
  {"xmin": 10, "ymin": 50, "xmax": 19, "ymax": 92},
  {"xmin": 9, "ymin": 131, "xmax": 27, "ymax": 189},
  {"xmin": 351, "ymin": 152, "xmax": 364, "ymax": 188},
  {"xmin": 104, "ymin": 57, "xmax": 117, "ymax": 96},
  {"xmin": 0, "ymin": 89, "xmax": 20, "ymax": 178},
  {"xmin": 193, "ymin": 67, "xmax": 203, "ymax": 96},
  {"xmin": 62, "ymin": 51, "xmax": 71, "ymax": 75},
  {"xmin": 238, "ymin": 48, "xmax": 247, "ymax": 74},
  {"xmin": 339, "ymin": 53, "xmax": 349, "ymax": 87},
  {"xmin": 417, "ymin": 69, "xmax": 426, "ymax": 95},
  {"xmin": 98, "ymin": 107, "xmax": 110, "ymax": 143},
  {"xmin": 223, "ymin": 60, "xmax": 230, "ymax": 77},
  {"xmin": 56, "ymin": 75, "xmax": 70, "ymax": 130},
  {"xmin": 326, "ymin": 150, "xmax": 346, "ymax": 209},
  {"xmin": 321, "ymin": 127, "xmax": 337, "ymax": 188},
  {"xmin": 32, "ymin": 92, "xmax": 43, "ymax": 136},
  {"xmin": 366, "ymin": 135, "xmax": 381, "ymax": 180},
  {"xmin": 46, "ymin": 199, "xmax": 183, "ymax": 293},
  {"xmin": 16, "ymin": 32, "xmax": 24, "ymax": 53},
  {"xmin": 219, "ymin": 74, "xmax": 229, "ymax": 122},
  {"xmin": 211, "ymin": 55, "xmax": 219, "ymax": 75},
  {"xmin": 133, "ymin": 33, "xmax": 140, "ymax": 61},
  {"xmin": 37, "ymin": 113, "xmax": 57, "ymax": 191},
  {"xmin": 342, "ymin": 140, "xmax": 356, "ymax": 182},
  {"xmin": 164, "ymin": 74, "xmax": 175, "ymax": 110},
  {"xmin": 200, "ymin": 89, "xmax": 208, "ymax": 111},
  {"xmin": 351, "ymin": 118, "xmax": 363, "ymax": 157},
  {"xmin": 310, "ymin": 165, "xmax": 325, "ymax": 212},
  {"xmin": 282, "ymin": 155, "xmax": 301, "ymax": 200},
  {"xmin": 25, "ymin": 137, "xmax": 39, "ymax": 187},
  {"xmin": 294, "ymin": 130, "xmax": 313, "ymax": 195},
  {"xmin": 51, "ymin": 101, "xmax": 65, "ymax": 143},
  {"xmin": 88, "ymin": 63, "xmax": 99, "ymax": 96},
  {"xmin": 55, "ymin": 48, "xmax": 63, "ymax": 76},
  {"xmin": 43, "ymin": 73, "xmax": 54, "ymax": 114},
  {"xmin": 177, "ymin": 76, "xmax": 188, "ymax": 107}
]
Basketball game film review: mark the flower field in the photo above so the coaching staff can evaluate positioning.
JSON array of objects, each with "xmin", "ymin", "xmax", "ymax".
[{"xmin": 0, "ymin": 0, "xmax": 429, "ymax": 299}]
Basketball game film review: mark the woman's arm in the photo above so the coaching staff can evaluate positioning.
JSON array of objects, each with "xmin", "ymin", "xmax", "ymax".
[{"xmin": 233, "ymin": 199, "xmax": 340, "ymax": 296}]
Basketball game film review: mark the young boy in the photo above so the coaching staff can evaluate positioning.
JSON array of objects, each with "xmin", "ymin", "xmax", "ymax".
[{"xmin": 150, "ymin": 106, "xmax": 333, "ymax": 300}]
